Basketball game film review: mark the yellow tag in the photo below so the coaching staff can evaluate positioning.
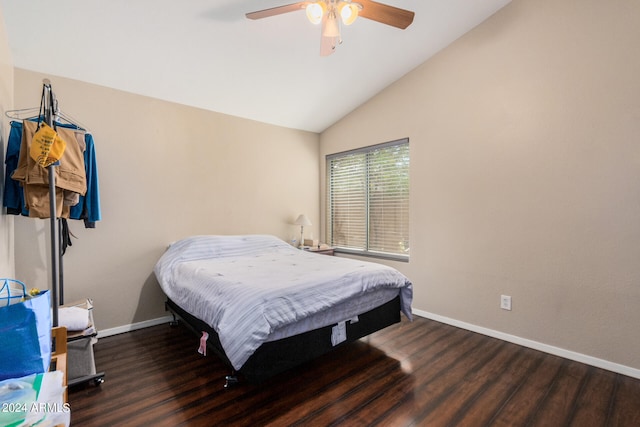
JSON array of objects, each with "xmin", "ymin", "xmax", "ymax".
[{"xmin": 30, "ymin": 122, "xmax": 67, "ymax": 167}]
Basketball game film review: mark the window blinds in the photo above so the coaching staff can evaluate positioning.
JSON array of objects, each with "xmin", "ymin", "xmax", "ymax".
[{"xmin": 327, "ymin": 139, "xmax": 409, "ymax": 259}]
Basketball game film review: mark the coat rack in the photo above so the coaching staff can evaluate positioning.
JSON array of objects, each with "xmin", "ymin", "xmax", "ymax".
[
  {"xmin": 42, "ymin": 79, "xmax": 61, "ymax": 327},
  {"xmin": 6, "ymin": 79, "xmax": 105, "ymax": 387},
  {"xmin": 7, "ymin": 79, "xmax": 93, "ymax": 326}
]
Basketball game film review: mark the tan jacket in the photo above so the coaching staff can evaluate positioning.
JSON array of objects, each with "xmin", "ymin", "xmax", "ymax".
[{"xmin": 12, "ymin": 120, "xmax": 87, "ymax": 218}]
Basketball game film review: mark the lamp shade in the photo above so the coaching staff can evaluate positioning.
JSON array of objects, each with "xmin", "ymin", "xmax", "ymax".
[
  {"xmin": 339, "ymin": 3, "xmax": 359, "ymax": 25},
  {"xmin": 294, "ymin": 214, "xmax": 312, "ymax": 226},
  {"xmin": 306, "ymin": 2, "xmax": 325, "ymax": 25}
]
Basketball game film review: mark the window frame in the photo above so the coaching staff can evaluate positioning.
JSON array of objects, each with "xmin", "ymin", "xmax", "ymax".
[{"xmin": 326, "ymin": 138, "xmax": 410, "ymax": 262}]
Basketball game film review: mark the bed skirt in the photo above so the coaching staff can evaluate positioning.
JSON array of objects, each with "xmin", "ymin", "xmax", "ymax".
[{"xmin": 165, "ymin": 296, "xmax": 401, "ymax": 382}]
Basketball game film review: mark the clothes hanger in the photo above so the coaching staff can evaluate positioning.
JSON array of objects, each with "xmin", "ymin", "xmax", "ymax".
[
  {"xmin": 48, "ymin": 95, "xmax": 92, "ymax": 133},
  {"xmin": 5, "ymin": 102, "xmax": 91, "ymax": 134},
  {"xmin": 5, "ymin": 78, "xmax": 52, "ymax": 121},
  {"xmin": 4, "ymin": 106, "xmax": 41, "ymax": 120},
  {"xmin": 54, "ymin": 109, "xmax": 91, "ymax": 134}
]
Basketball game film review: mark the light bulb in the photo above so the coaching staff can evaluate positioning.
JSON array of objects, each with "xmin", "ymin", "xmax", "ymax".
[
  {"xmin": 339, "ymin": 3, "xmax": 359, "ymax": 25},
  {"xmin": 306, "ymin": 2, "xmax": 325, "ymax": 25}
]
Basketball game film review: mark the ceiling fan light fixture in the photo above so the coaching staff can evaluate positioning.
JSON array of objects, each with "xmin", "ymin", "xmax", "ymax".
[
  {"xmin": 339, "ymin": 2, "xmax": 360, "ymax": 26},
  {"xmin": 246, "ymin": 0, "xmax": 415, "ymax": 56},
  {"xmin": 306, "ymin": 2, "xmax": 326, "ymax": 25},
  {"xmin": 323, "ymin": 12, "xmax": 341, "ymax": 38}
]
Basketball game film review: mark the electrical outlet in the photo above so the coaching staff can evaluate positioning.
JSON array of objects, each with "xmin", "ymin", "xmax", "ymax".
[{"xmin": 500, "ymin": 295, "xmax": 512, "ymax": 311}]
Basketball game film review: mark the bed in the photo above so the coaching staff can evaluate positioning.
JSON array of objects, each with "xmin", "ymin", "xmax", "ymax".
[{"xmin": 154, "ymin": 234, "xmax": 413, "ymax": 384}]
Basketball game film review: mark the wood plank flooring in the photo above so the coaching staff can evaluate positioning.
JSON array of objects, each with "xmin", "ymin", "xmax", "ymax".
[{"xmin": 68, "ymin": 316, "xmax": 640, "ymax": 426}]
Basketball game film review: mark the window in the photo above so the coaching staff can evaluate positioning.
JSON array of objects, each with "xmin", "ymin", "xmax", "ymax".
[{"xmin": 327, "ymin": 138, "xmax": 409, "ymax": 261}]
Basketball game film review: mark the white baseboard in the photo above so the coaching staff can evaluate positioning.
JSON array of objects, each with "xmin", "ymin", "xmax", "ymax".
[
  {"xmin": 413, "ymin": 308, "xmax": 640, "ymax": 380},
  {"xmin": 97, "ymin": 315, "xmax": 174, "ymax": 338}
]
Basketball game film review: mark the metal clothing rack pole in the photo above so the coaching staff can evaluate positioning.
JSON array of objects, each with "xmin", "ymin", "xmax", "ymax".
[
  {"xmin": 42, "ymin": 79, "xmax": 61, "ymax": 327},
  {"xmin": 59, "ymin": 221, "xmax": 64, "ymax": 305},
  {"xmin": 41, "ymin": 80, "xmax": 105, "ymax": 388}
]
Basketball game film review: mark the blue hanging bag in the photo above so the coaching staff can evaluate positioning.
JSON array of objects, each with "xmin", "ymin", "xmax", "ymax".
[{"xmin": 0, "ymin": 279, "xmax": 52, "ymax": 381}]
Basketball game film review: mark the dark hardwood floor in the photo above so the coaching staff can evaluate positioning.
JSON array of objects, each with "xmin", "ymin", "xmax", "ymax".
[{"xmin": 68, "ymin": 316, "xmax": 640, "ymax": 426}]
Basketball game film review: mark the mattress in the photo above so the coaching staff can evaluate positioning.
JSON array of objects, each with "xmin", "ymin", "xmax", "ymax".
[{"xmin": 154, "ymin": 234, "xmax": 413, "ymax": 370}]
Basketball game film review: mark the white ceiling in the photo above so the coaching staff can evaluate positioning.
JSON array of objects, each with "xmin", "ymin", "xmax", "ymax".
[{"xmin": 1, "ymin": 0, "xmax": 511, "ymax": 133}]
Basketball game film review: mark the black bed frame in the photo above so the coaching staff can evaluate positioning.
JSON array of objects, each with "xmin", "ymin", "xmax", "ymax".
[{"xmin": 165, "ymin": 296, "xmax": 401, "ymax": 386}]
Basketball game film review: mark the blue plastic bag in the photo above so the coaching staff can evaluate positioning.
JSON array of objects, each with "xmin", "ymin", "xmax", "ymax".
[
  {"xmin": 0, "ymin": 278, "xmax": 27, "ymax": 306},
  {"xmin": 0, "ymin": 287, "xmax": 52, "ymax": 381}
]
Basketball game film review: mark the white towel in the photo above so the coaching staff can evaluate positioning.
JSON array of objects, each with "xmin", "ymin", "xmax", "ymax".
[{"xmin": 58, "ymin": 306, "xmax": 90, "ymax": 331}]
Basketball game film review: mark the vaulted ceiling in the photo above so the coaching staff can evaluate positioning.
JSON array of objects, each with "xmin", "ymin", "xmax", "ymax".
[{"xmin": 1, "ymin": 0, "xmax": 511, "ymax": 132}]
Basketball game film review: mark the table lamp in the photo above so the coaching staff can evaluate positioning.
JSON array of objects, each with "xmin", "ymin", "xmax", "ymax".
[{"xmin": 294, "ymin": 214, "xmax": 312, "ymax": 248}]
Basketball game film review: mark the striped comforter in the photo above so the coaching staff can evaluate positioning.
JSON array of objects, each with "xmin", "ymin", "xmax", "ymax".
[{"xmin": 154, "ymin": 235, "xmax": 413, "ymax": 370}]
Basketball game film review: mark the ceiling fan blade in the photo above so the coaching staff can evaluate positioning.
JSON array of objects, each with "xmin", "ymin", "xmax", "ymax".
[
  {"xmin": 357, "ymin": 0, "xmax": 415, "ymax": 29},
  {"xmin": 246, "ymin": 2, "xmax": 309, "ymax": 20}
]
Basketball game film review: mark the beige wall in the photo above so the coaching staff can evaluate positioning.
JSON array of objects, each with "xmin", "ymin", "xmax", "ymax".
[
  {"xmin": 321, "ymin": 0, "xmax": 640, "ymax": 372},
  {"xmin": 0, "ymin": 7, "xmax": 14, "ymax": 276},
  {"xmin": 12, "ymin": 69, "xmax": 320, "ymax": 330}
]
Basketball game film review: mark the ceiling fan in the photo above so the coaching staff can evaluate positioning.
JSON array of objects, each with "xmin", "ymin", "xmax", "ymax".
[{"xmin": 246, "ymin": 0, "xmax": 415, "ymax": 56}]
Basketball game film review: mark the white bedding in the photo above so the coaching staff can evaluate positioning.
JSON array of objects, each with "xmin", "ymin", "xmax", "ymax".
[{"xmin": 154, "ymin": 234, "xmax": 413, "ymax": 370}]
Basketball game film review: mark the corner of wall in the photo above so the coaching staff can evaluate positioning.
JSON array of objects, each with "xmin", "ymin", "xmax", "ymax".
[{"xmin": 0, "ymin": 3, "xmax": 16, "ymax": 277}]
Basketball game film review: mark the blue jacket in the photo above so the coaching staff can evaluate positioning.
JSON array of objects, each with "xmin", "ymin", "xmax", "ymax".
[{"xmin": 3, "ymin": 120, "xmax": 101, "ymax": 227}]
